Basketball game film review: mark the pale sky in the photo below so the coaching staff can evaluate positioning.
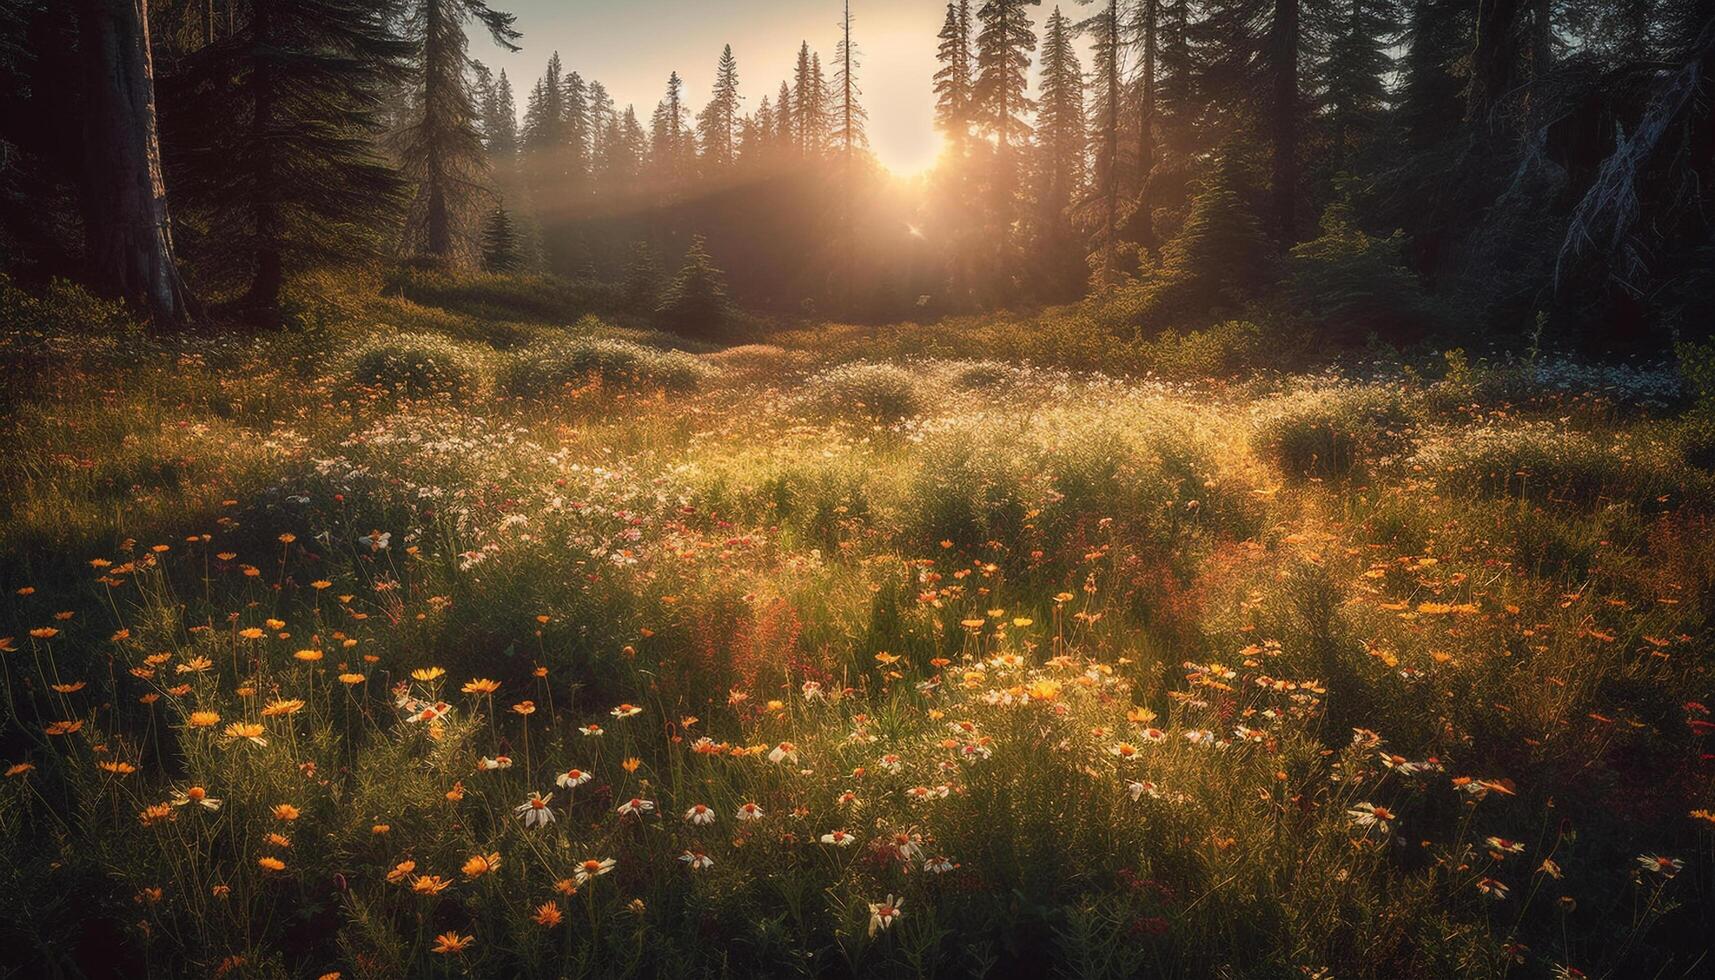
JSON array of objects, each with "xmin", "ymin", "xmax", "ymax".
[{"xmin": 483, "ymin": 1, "xmax": 1076, "ymax": 176}]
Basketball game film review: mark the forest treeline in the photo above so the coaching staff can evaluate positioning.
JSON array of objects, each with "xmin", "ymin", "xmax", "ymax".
[{"xmin": 0, "ymin": 0, "xmax": 1711, "ymax": 347}]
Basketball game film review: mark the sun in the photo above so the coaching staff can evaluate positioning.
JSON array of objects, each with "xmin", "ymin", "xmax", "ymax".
[{"xmin": 879, "ymin": 131, "xmax": 945, "ymax": 180}]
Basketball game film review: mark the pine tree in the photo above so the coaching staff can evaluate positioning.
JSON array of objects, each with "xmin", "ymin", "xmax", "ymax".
[
  {"xmin": 791, "ymin": 43, "xmax": 828, "ymax": 156},
  {"xmin": 655, "ymin": 235, "xmax": 732, "ymax": 337},
  {"xmin": 1265, "ymin": 0, "xmax": 1303, "ymax": 243},
  {"xmin": 563, "ymin": 71, "xmax": 591, "ymax": 190},
  {"xmin": 1396, "ymin": 0, "xmax": 1464, "ymax": 150},
  {"xmin": 622, "ymin": 239, "xmax": 661, "ymax": 310},
  {"xmin": 650, "ymin": 71, "xmax": 691, "ymax": 182},
  {"xmin": 934, "ymin": 1, "xmax": 975, "ymax": 144},
  {"xmin": 480, "ymin": 205, "xmax": 519, "ymax": 271},
  {"xmin": 972, "ymin": 0, "xmax": 1041, "ymax": 150},
  {"xmin": 1127, "ymin": 0, "xmax": 1159, "ymax": 207},
  {"xmin": 1034, "ymin": 6, "xmax": 1087, "ymax": 292},
  {"xmin": 1155, "ymin": 0, "xmax": 1194, "ymax": 150},
  {"xmin": 397, "ymin": 0, "xmax": 521, "ymax": 263},
  {"xmin": 481, "ymin": 68, "xmax": 519, "ymax": 158},
  {"xmin": 832, "ymin": 2, "xmax": 869, "ymax": 162},
  {"xmin": 972, "ymin": 0, "xmax": 1041, "ymax": 266},
  {"xmin": 1322, "ymin": 0, "xmax": 1397, "ymax": 170},
  {"xmin": 1157, "ymin": 148, "xmax": 1274, "ymax": 308},
  {"xmin": 1036, "ymin": 7, "xmax": 1085, "ymax": 223},
  {"xmin": 775, "ymin": 81, "xmax": 794, "ymax": 153},
  {"xmin": 1080, "ymin": 0, "xmax": 1125, "ymax": 286},
  {"xmin": 696, "ymin": 45, "xmax": 742, "ymax": 169},
  {"xmin": 167, "ymin": 0, "xmax": 410, "ymax": 314}
]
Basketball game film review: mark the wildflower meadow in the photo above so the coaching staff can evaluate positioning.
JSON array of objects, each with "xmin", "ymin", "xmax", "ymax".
[{"xmin": 2, "ymin": 279, "xmax": 1712, "ymax": 979}]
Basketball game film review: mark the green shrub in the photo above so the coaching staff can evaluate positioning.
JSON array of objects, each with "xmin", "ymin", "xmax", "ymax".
[
  {"xmin": 502, "ymin": 335, "xmax": 711, "ymax": 398},
  {"xmin": 345, "ymin": 331, "xmax": 486, "ymax": 401},
  {"xmin": 795, "ymin": 362, "xmax": 927, "ymax": 422},
  {"xmin": 1135, "ymin": 319, "xmax": 1272, "ymax": 379},
  {"xmin": 1252, "ymin": 384, "xmax": 1414, "ymax": 479},
  {"xmin": 1288, "ymin": 203, "xmax": 1432, "ymax": 343},
  {"xmin": 0, "ymin": 274, "xmax": 139, "ymax": 336},
  {"xmin": 1413, "ymin": 424, "xmax": 1697, "ymax": 509},
  {"xmin": 386, "ymin": 267, "xmax": 625, "ymax": 323}
]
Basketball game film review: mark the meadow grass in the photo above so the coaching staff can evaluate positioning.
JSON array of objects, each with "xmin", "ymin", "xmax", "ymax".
[{"xmin": 1, "ymin": 283, "xmax": 1711, "ymax": 979}]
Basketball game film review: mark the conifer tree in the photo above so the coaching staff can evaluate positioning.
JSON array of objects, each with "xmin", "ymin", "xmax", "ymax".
[
  {"xmin": 1157, "ymin": 148, "xmax": 1274, "ymax": 307},
  {"xmin": 696, "ymin": 45, "xmax": 742, "ymax": 169},
  {"xmin": 1127, "ymin": 0, "xmax": 1159, "ymax": 210},
  {"xmin": 1036, "ymin": 7, "xmax": 1085, "ymax": 223},
  {"xmin": 1080, "ymin": 0, "xmax": 1125, "ymax": 285},
  {"xmin": 167, "ymin": 0, "xmax": 410, "ymax": 314},
  {"xmin": 622, "ymin": 239, "xmax": 662, "ymax": 310},
  {"xmin": 480, "ymin": 68, "xmax": 519, "ymax": 158},
  {"xmin": 480, "ymin": 205, "xmax": 519, "ymax": 271},
  {"xmin": 775, "ymin": 81, "xmax": 795, "ymax": 153},
  {"xmin": 973, "ymin": 0, "xmax": 1041, "ymax": 266},
  {"xmin": 655, "ymin": 235, "xmax": 732, "ymax": 337},
  {"xmin": 791, "ymin": 43, "xmax": 828, "ymax": 155},
  {"xmin": 563, "ymin": 71, "xmax": 591, "ymax": 189},
  {"xmin": 1034, "ymin": 6, "xmax": 1088, "ymax": 292},
  {"xmin": 934, "ymin": 1, "xmax": 975, "ymax": 144},
  {"xmin": 1322, "ymin": 0, "xmax": 1397, "ymax": 170},
  {"xmin": 833, "ymin": 3, "xmax": 868, "ymax": 161},
  {"xmin": 972, "ymin": 0, "xmax": 1041, "ymax": 151},
  {"xmin": 651, "ymin": 71, "xmax": 691, "ymax": 182},
  {"xmin": 397, "ymin": 0, "xmax": 521, "ymax": 263}
]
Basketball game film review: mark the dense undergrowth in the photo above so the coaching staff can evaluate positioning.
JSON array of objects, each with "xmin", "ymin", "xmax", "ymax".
[{"xmin": 1, "ymin": 274, "xmax": 1712, "ymax": 979}]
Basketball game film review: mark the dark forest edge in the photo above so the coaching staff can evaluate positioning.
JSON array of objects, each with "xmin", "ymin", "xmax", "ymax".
[{"xmin": 1, "ymin": 0, "xmax": 1712, "ymax": 353}]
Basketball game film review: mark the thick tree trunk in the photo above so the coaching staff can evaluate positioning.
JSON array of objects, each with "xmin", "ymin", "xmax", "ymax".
[
  {"xmin": 1269, "ymin": 0, "xmax": 1300, "ymax": 245},
  {"xmin": 1135, "ymin": 0, "xmax": 1158, "ymax": 248},
  {"xmin": 1469, "ymin": 0, "xmax": 1527, "ymax": 131},
  {"xmin": 75, "ymin": 0, "xmax": 190, "ymax": 324},
  {"xmin": 243, "ymin": 0, "xmax": 283, "ymax": 314}
]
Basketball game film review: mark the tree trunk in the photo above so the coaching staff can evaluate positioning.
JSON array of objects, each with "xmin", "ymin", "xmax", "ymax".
[
  {"xmin": 1135, "ymin": 0, "xmax": 1158, "ymax": 248},
  {"xmin": 243, "ymin": 0, "xmax": 283, "ymax": 314},
  {"xmin": 1469, "ymin": 0, "xmax": 1526, "ymax": 131},
  {"xmin": 1269, "ymin": 0, "xmax": 1300, "ymax": 245},
  {"xmin": 75, "ymin": 0, "xmax": 190, "ymax": 324}
]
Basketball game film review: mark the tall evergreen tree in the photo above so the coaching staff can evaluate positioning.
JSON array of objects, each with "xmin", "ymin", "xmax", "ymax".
[
  {"xmin": 696, "ymin": 45, "xmax": 742, "ymax": 169},
  {"xmin": 563, "ymin": 70, "xmax": 591, "ymax": 190},
  {"xmin": 833, "ymin": 2, "xmax": 868, "ymax": 161},
  {"xmin": 1322, "ymin": 0, "xmax": 1397, "ymax": 170},
  {"xmin": 972, "ymin": 0, "xmax": 1041, "ymax": 150},
  {"xmin": 791, "ymin": 43, "xmax": 828, "ymax": 155},
  {"xmin": 167, "ymin": 0, "xmax": 410, "ymax": 315},
  {"xmin": 397, "ymin": 0, "xmax": 521, "ymax": 262},
  {"xmin": 934, "ymin": 1, "xmax": 975, "ymax": 143},
  {"xmin": 774, "ymin": 80, "xmax": 794, "ymax": 153},
  {"xmin": 1036, "ymin": 6, "xmax": 1085, "ymax": 221},
  {"xmin": 650, "ymin": 71, "xmax": 691, "ymax": 181},
  {"xmin": 480, "ymin": 205, "xmax": 519, "ymax": 271},
  {"xmin": 1080, "ymin": 0, "xmax": 1125, "ymax": 285},
  {"xmin": 480, "ymin": 68, "xmax": 519, "ymax": 158},
  {"xmin": 973, "ymin": 0, "xmax": 1041, "ymax": 268},
  {"xmin": 1127, "ymin": 0, "xmax": 1159, "ymax": 210},
  {"xmin": 1034, "ymin": 6, "xmax": 1087, "ymax": 290}
]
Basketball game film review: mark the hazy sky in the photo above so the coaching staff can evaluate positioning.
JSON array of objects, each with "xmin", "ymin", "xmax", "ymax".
[{"xmin": 483, "ymin": 1, "xmax": 1067, "ymax": 176}]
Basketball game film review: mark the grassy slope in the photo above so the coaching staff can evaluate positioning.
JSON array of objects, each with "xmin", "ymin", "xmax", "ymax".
[{"xmin": 1, "ymin": 277, "xmax": 1712, "ymax": 979}]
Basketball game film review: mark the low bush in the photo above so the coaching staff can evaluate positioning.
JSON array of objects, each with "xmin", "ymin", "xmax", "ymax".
[
  {"xmin": 1251, "ymin": 383, "xmax": 1414, "ymax": 479},
  {"xmin": 1412, "ymin": 423, "xmax": 1698, "ymax": 509},
  {"xmin": 344, "ymin": 331, "xmax": 488, "ymax": 401},
  {"xmin": 502, "ymin": 334, "xmax": 711, "ymax": 398},
  {"xmin": 794, "ymin": 362, "xmax": 928, "ymax": 422}
]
